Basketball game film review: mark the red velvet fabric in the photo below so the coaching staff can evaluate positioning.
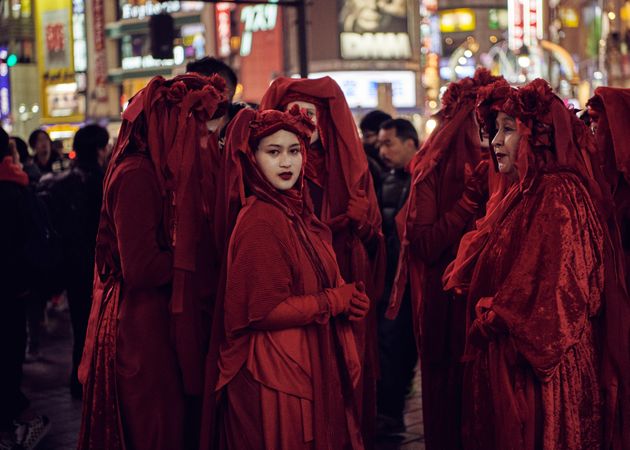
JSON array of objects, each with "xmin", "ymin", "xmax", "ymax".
[
  {"xmin": 201, "ymin": 108, "xmax": 364, "ymax": 450},
  {"xmin": 0, "ymin": 156, "xmax": 28, "ymax": 186},
  {"xmin": 587, "ymin": 87, "xmax": 630, "ymax": 450},
  {"xmin": 386, "ymin": 69, "xmax": 501, "ymax": 450},
  {"xmin": 260, "ymin": 77, "xmax": 385, "ymax": 444},
  {"xmin": 444, "ymin": 79, "xmax": 627, "ymax": 450},
  {"xmin": 78, "ymin": 74, "xmax": 227, "ymax": 449}
]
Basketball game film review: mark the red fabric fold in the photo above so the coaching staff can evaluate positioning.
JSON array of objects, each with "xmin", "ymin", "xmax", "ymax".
[{"xmin": 0, "ymin": 156, "xmax": 28, "ymax": 186}]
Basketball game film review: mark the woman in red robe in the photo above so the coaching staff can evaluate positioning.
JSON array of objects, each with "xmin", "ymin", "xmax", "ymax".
[
  {"xmin": 386, "ymin": 68, "xmax": 501, "ymax": 450},
  {"xmin": 443, "ymin": 78, "xmax": 626, "ymax": 450},
  {"xmin": 260, "ymin": 78, "xmax": 385, "ymax": 444},
  {"xmin": 78, "ymin": 74, "xmax": 227, "ymax": 450},
  {"xmin": 586, "ymin": 88, "xmax": 630, "ymax": 449},
  {"xmin": 207, "ymin": 106, "xmax": 368, "ymax": 449}
]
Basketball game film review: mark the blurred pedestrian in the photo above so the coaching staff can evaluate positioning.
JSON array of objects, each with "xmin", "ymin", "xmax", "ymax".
[
  {"xmin": 373, "ymin": 118, "xmax": 418, "ymax": 437},
  {"xmin": 10, "ymin": 136, "xmax": 40, "ymax": 184},
  {"xmin": 0, "ymin": 127, "xmax": 50, "ymax": 450},
  {"xmin": 359, "ymin": 109, "xmax": 391, "ymax": 191},
  {"xmin": 261, "ymin": 76, "xmax": 385, "ymax": 448},
  {"xmin": 78, "ymin": 74, "xmax": 227, "ymax": 450},
  {"xmin": 28, "ymin": 129, "xmax": 59, "ymax": 175}
]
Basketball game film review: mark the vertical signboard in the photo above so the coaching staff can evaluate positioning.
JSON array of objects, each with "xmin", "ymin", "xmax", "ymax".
[
  {"xmin": 338, "ymin": 0, "xmax": 411, "ymax": 59},
  {"xmin": 0, "ymin": 47, "xmax": 11, "ymax": 124},
  {"xmin": 508, "ymin": 0, "xmax": 543, "ymax": 51},
  {"xmin": 35, "ymin": 0, "xmax": 83, "ymax": 122},
  {"xmin": 215, "ymin": 3, "xmax": 232, "ymax": 58}
]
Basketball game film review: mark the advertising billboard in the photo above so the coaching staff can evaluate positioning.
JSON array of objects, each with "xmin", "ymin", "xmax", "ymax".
[{"xmin": 338, "ymin": 0, "xmax": 412, "ymax": 60}]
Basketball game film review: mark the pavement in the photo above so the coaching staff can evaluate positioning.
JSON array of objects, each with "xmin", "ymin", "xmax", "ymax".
[{"xmin": 21, "ymin": 307, "xmax": 425, "ymax": 449}]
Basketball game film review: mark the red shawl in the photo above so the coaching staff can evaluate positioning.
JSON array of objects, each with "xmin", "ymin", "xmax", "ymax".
[
  {"xmin": 386, "ymin": 68, "xmax": 502, "ymax": 320},
  {"xmin": 0, "ymin": 156, "xmax": 28, "ymax": 186},
  {"xmin": 201, "ymin": 107, "xmax": 363, "ymax": 449},
  {"xmin": 444, "ymin": 78, "xmax": 630, "ymax": 449}
]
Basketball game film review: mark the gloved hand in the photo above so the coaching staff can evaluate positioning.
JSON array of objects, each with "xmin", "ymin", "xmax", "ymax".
[
  {"xmin": 326, "ymin": 282, "xmax": 370, "ymax": 320},
  {"xmin": 346, "ymin": 191, "xmax": 370, "ymax": 225},
  {"xmin": 462, "ymin": 160, "xmax": 489, "ymax": 206}
]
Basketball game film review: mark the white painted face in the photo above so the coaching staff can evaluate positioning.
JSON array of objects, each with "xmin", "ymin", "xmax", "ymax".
[
  {"xmin": 286, "ymin": 101, "xmax": 319, "ymax": 144},
  {"xmin": 255, "ymin": 129, "xmax": 303, "ymax": 191},
  {"xmin": 492, "ymin": 111, "xmax": 521, "ymax": 174}
]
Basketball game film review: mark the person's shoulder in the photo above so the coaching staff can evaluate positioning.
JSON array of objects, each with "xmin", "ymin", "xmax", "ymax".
[
  {"xmin": 235, "ymin": 199, "xmax": 291, "ymax": 235},
  {"xmin": 536, "ymin": 171, "xmax": 594, "ymax": 209},
  {"xmin": 115, "ymin": 153, "xmax": 154, "ymax": 176}
]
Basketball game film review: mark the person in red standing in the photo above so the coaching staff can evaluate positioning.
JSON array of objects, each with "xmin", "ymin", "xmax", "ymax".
[
  {"xmin": 203, "ymin": 106, "xmax": 368, "ymax": 449},
  {"xmin": 586, "ymin": 88, "xmax": 630, "ymax": 450},
  {"xmin": 443, "ymin": 78, "xmax": 628, "ymax": 450},
  {"xmin": 78, "ymin": 73, "xmax": 227, "ymax": 450},
  {"xmin": 260, "ymin": 78, "xmax": 385, "ymax": 446},
  {"xmin": 385, "ymin": 68, "xmax": 500, "ymax": 450}
]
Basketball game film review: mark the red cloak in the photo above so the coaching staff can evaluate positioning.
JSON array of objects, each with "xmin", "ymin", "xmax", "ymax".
[
  {"xmin": 444, "ymin": 79, "xmax": 628, "ymax": 450},
  {"xmin": 78, "ymin": 74, "xmax": 227, "ymax": 449},
  {"xmin": 386, "ymin": 69, "xmax": 502, "ymax": 450},
  {"xmin": 260, "ymin": 77, "xmax": 385, "ymax": 444},
  {"xmin": 201, "ymin": 107, "xmax": 364, "ymax": 450}
]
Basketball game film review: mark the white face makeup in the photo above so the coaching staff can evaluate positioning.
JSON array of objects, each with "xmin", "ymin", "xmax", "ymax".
[
  {"xmin": 255, "ymin": 129, "xmax": 303, "ymax": 191},
  {"xmin": 286, "ymin": 101, "xmax": 319, "ymax": 144},
  {"xmin": 492, "ymin": 111, "xmax": 521, "ymax": 174}
]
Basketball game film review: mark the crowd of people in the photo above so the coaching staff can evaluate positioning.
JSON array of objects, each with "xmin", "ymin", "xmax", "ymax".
[{"xmin": 0, "ymin": 57, "xmax": 628, "ymax": 450}]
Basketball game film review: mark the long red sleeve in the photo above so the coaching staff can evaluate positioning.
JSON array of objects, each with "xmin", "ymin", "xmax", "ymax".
[
  {"xmin": 252, "ymin": 293, "xmax": 330, "ymax": 330},
  {"xmin": 410, "ymin": 171, "xmax": 478, "ymax": 265},
  {"xmin": 111, "ymin": 162, "xmax": 172, "ymax": 289}
]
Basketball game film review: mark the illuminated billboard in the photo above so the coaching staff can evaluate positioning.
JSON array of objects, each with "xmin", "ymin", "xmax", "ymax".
[{"xmin": 338, "ymin": 0, "xmax": 412, "ymax": 60}]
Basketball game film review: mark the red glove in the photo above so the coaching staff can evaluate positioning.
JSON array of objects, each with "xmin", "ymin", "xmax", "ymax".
[
  {"xmin": 326, "ymin": 282, "xmax": 370, "ymax": 321},
  {"xmin": 346, "ymin": 192, "xmax": 370, "ymax": 225},
  {"xmin": 462, "ymin": 160, "xmax": 489, "ymax": 206}
]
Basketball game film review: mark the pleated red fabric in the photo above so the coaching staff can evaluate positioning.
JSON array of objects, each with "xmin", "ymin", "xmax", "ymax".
[{"xmin": 78, "ymin": 74, "xmax": 227, "ymax": 450}]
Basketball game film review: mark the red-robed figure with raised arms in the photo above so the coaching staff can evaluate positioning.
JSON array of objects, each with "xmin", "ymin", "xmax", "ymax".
[
  {"xmin": 386, "ymin": 68, "xmax": 501, "ymax": 450},
  {"xmin": 78, "ymin": 74, "xmax": 227, "ymax": 450},
  {"xmin": 202, "ymin": 106, "xmax": 369, "ymax": 450},
  {"xmin": 444, "ymin": 78, "xmax": 629, "ymax": 450},
  {"xmin": 260, "ymin": 77, "xmax": 385, "ymax": 444}
]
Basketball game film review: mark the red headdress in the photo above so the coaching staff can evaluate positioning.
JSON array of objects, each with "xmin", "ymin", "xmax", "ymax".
[
  {"xmin": 259, "ymin": 76, "xmax": 376, "ymax": 221},
  {"xmin": 387, "ymin": 68, "xmax": 503, "ymax": 319},
  {"xmin": 445, "ymin": 78, "xmax": 630, "ymax": 449}
]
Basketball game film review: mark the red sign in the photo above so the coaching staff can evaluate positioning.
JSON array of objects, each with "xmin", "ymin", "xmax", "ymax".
[
  {"xmin": 215, "ymin": 3, "xmax": 232, "ymax": 58},
  {"xmin": 46, "ymin": 23, "xmax": 66, "ymax": 52}
]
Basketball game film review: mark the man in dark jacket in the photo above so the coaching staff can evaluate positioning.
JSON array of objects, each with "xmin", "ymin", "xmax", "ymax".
[
  {"xmin": 359, "ymin": 110, "xmax": 391, "ymax": 193},
  {"xmin": 375, "ymin": 118, "xmax": 418, "ymax": 437},
  {"xmin": 39, "ymin": 124, "xmax": 109, "ymax": 397}
]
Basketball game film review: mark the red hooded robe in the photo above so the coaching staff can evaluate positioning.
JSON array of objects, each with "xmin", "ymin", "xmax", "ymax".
[
  {"xmin": 444, "ymin": 79, "xmax": 628, "ymax": 450},
  {"xmin": 202, "ymin": 107, "xmax": 365, "ymax": 450},
  {"xmin": 386, "ymin": 69, "xmax": 502, "ymax": 450},
  {"xmin": 78, "ymin": 74, "xmax": 227, "ymax": 450},
  {"xmin": 260, "ymin": 77, "xmax": 385, "ymax": 444}
]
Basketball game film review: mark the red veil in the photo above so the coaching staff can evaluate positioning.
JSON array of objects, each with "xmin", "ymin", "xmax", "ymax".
[
  {"xmin": 79, "ymin": 74, "xmax": 227, "ymax": 448},
  {"xmin": 201, "ymin": 107, "xmax": 363, "ymax": 450},
  {"xmin": 444, "ymin": 78, "xmax": 629, "ymax": 449}
]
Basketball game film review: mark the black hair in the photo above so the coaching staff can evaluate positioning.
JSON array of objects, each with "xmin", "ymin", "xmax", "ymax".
[
  {"xmin": 0, "ymin": 127, "xmax": 9, "ymax": 159},
  {"xmin": 380, "ymin": 118, "xmax": 419, "ymax": 148},
  {"xmin": 186, "ymin": 57, "xmax": 237, "ymax": 89},
  {"xmin": 73, "ymin": 124, "xmax": 110, "ymax": 162},
  {"xmin": 11, "ymin": 136, "xmax": 29, "ymax": 162},
  {"xmin": 28, "ymin": 129, "xmax": 51, "ymax": 149},
  {"xmin": 359, "ymin": 109, "xmax": 392, "ymax": 133}
]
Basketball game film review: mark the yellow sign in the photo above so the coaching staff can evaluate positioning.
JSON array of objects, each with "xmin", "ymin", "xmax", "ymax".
[
  {"xmin": 559, "ymin": 7, "xmax": 579, "ymax": 28},
  {"xmin": 439, "ymin": 9, "xmax": 476, "ymax": 33},
  {"xmin": 35, "ymin": 0, "xmax": 83, "ymax": 123}
]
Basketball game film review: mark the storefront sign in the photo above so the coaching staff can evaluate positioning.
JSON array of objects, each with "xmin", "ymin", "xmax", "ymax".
[
  {"xmin": 215, "ymin": 3, "xmax": 232, "ymax": 58},
  {"xmin": 338, "ymin": 0, "xmax": 411, "ymax": 60},
  {"xmin": 439, "ymin": 9, "xmax": 476, "ymax": 33},
  {"xmin": 508, "ymin": 0, "xmax": 543, "ymax": 50},
  {"xmin": 240, "ymin": 3, "xmax": 278, "ymax": 56},
  {"xmin": 309, "ymin": 71, "xmax": 416, "ymax": 108},
  {"xmin": 122, "ymin": 46, "xmax": 185, "ymax": 70}
]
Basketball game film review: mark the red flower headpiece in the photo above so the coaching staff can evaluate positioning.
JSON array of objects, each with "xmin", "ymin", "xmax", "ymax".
[
  {"xmin": 441, "ymin": 68, "xmax": 503, "ymax": 118},
  {"xmin": 249, "ymin": 104, "xmax": 315, "ymax": 148}
]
